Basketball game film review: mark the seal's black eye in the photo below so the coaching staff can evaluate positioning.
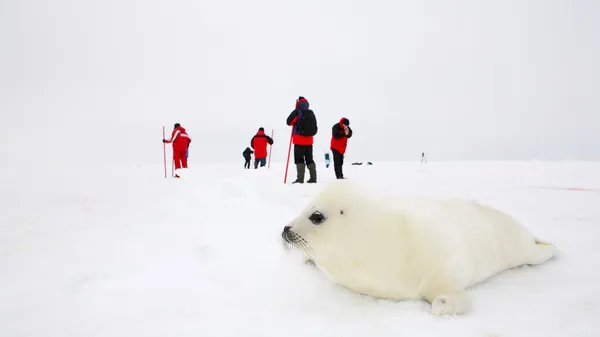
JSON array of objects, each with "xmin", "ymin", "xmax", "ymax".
[{"xmin": 308, "ymin": 211, "xmax": 326, "ymax": 225}]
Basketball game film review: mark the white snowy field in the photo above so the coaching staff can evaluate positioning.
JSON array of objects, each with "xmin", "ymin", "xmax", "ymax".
[{"xmin": 1, "ymin": 160, "xmax": 599, "ymax": 337}]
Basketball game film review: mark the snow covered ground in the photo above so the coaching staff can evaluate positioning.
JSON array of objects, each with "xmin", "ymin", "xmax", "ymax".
[{"xmin": 1, "ymin": 160, "xmax": 599, "ymax": 337}]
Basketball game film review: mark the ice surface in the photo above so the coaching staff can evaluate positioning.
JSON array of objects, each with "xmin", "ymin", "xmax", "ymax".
[{"xmin": 1, "ymin": 160, "xmax": 599, "ymax": 337}]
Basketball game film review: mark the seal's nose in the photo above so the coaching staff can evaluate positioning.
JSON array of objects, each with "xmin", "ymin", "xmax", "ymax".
[{"xmin": 282, "ymin": 225, "xmax": 292, "ymax": 242}]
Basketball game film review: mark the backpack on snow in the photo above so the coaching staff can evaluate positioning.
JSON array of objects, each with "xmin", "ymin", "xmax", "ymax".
[{"xmin": 297, "ymin": 109, "xmax": 318, "ymax": 136}]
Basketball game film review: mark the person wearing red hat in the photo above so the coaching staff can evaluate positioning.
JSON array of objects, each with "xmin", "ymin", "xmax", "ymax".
[
  {"xmin": 163, "ymin": 123, "xmax": 191, "ymax": 178},
  {"xmin": 330, "ymin": 117, "xmax": 353, "ymax": 179},
  {"xmin": 250, "ymin": 127, "xmax": 274, "ymax": 169},
  {"xmin": 286, "ymin": 96, "xmax": 318, "ymax": 183}
]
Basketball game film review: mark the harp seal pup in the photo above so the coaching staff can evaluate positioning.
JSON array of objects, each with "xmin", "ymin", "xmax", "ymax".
[{"xmin": 281, "ymin": 180, "xmax": 558, "ymax": 315}]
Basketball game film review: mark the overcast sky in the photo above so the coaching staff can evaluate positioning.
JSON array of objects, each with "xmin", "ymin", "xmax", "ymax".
[{"xmin": 1, "ymin": 0, "xmax": 598, "ymax": 165}]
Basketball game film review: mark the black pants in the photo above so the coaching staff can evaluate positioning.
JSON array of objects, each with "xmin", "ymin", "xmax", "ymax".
[
  {"xmin": 244, "ymin": 158, "xmax": 251, "ymax": 169},
  {"xmin": 254, "ymin": 158, "xmax": 266, "ymax": 169},
  {"xmin": 294, "ymin": 145, "xmax": 314, "ymax": 165},
  {"xmin": 332, "ymin": 149, "xmax": 344, "ymax": 178}
]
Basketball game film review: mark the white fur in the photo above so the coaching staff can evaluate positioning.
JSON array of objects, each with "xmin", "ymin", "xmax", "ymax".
[{"xmin": 282, "ymin": 180, "xmax": 558, "ymax": 315}]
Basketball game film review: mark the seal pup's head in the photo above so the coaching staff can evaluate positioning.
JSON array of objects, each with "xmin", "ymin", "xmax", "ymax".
[{"xmin": 281, "ymin": 180, "xmax": 381, "ymax": 264}]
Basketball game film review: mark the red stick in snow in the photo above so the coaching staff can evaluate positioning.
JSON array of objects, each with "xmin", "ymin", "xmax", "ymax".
[
  {"xmin": 268, "ymin": 128, "xmax": 274, "ymax": 169},
  {"xmin": 283, "ymin": 128, "xmax": 293, "ymax": 184},
  {"xmin": 163, "ymin": 126, "xmax": 167, "ymax": 178}
]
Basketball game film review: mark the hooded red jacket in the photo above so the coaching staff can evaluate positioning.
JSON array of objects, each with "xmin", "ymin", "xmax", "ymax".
[
  {"xmin": 330, "ymin": 118, "xmax": 352, "ymax": 154},
  {"xmin": 165, "ymin": 126, "xmax": 191, "ymax": 151},
  {"xmin": 250, "ymin": 129, "xmax": 274, "ymax": 159}
]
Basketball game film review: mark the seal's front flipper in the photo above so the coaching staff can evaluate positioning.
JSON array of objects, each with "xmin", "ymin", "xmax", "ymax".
[
  {"xmin": 419, "ymin": 275, "xmax": 470, "ymax": 316},
  {"xmin": 430, "ymin": 290, "xmax": 470, "ymax": 316}
]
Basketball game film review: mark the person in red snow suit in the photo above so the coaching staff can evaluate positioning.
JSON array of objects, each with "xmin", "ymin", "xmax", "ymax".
[
  {"xmin": 250, "ymin": 127, "xmax": 274, "ymax": 169},
  {"xmin": 286, "ymin": 96, "xmax": 318, "ymax": 184},
  {"xmin": 163, "ymin": 123, "xmax": 191, "ymax": 178},
  {"xmin": 330, "ymin": 118, "xmax": 352, "ymax": 179}
]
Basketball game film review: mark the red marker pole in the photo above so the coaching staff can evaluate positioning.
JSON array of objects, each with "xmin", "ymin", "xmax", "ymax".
[
  {"xmin": 268, "ymin": 128, "xmax": 274, "ymax": 169},
  {"xmin": 283, "ymin": 128, "xmax": 293, "ymax": 184},
  {"xmin": 162, "ymin": 126, "xmax": 167, "ymax": 178}
]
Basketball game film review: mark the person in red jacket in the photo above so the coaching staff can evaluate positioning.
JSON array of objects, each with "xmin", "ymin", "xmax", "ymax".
[
  {"xmin": 163, "ymin": 123, "xmax": 191, "ymax": 178},
  {"xmin": 286, "ymin": 96, "xmax": 318, "ymax": 183},
  {"xmin": 250, "ymin": 127, "xmax": 274, "ymax": 169},
  {"xmin": 330, "ymin": 118, "xmax": 352, "ymax": 179}
]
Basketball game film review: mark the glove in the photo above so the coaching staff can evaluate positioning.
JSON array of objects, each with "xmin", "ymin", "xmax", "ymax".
[{"xmin": 162, "ymin": 139, "xmax": 166, "ymax": 143}]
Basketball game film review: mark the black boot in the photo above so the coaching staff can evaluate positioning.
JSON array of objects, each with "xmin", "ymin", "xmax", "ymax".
[
  {"xmin": 306, "ymin": 162, "xmax": 317, "ymax": 183},
  {"xmin": 292, "ymin": 163, "xmax": 305, "ymax": 184}
]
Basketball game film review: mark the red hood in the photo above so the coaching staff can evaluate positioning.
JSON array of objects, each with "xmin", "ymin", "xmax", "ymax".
[
  {"xmin": 339, "ymin": 118, "xmax": 349, "ymax": 127},
  {"xmin": 256, "ymin": 130, "xmax": 265, "ymax": 136}
]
